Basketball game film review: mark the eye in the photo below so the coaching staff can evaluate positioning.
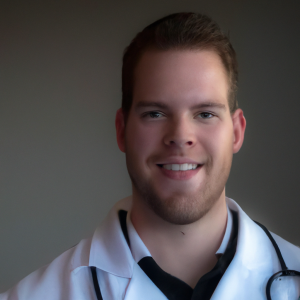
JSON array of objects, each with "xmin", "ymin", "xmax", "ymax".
[
  {"xmin": 143, "ymin": 111, "xmax": 163, "ymax": 119},
  {"xmin": 198, "ymin": 112, "xmax": 214, "ymax": 119}
]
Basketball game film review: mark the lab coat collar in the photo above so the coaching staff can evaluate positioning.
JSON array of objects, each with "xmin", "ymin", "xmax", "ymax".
[
  {"xmin": 211, "ymin": 197, "xmax": 282, "ymax": 299},
  {"xmin": 88, "ymin": 195, "xmax": 135, "ymax": 278},
  {"xmin": 87, "ymin": 195, "xmax": 236, "ymax": 279},
  {"xmin": 77, "ymin": 195, "xmax": 282, "ymax": 295}
]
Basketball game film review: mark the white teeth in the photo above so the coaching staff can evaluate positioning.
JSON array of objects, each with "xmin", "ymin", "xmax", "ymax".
[
  {"xmin": 180, "ymin": 164, "xmax": 187, "ymax": 171},
  {"xmin": 162, "ymin": 164, "xmax": 198, "ymax": 171}
]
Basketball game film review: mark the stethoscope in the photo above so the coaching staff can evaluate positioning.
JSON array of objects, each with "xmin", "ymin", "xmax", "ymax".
[
  {"xmin": 90, "ymin": 267, "xmax": 103, "ymax": 300},
  {"xmin": 90, "ymin": 221, "xmax": 300, "ymax": 300},
  {"xmin": 254, "ymin": 221, "xmax": 300, "ymax": 300}
]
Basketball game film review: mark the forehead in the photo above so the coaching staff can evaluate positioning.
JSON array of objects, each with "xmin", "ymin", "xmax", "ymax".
[{"xmin": 132, "ymin": 50, "xmax": 230, "ymax": 110}]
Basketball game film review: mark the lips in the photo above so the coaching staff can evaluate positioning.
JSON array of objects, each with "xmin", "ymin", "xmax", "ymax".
[
  {"xmin": 157, "ymin": 164, "xmax": 202, "ymax": 180},
  {"xmin": 157, "ymin": 164, "xmax": 201, "ymax": 171}
]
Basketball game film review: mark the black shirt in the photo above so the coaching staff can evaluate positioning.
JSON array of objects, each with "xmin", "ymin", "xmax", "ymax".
[{"xmin": 119, "ymin": 209, "xmax": 238, "ymax": 300}]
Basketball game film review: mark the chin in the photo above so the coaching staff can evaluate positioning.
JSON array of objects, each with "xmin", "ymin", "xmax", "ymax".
[
  {"xmin": 128, "ymin": 161, "xmax": 230, "ymax": 225},
  {"xmin": 133, "ymin": 178, "xmax": 223, "ymax": 225},
  {"xmin": 147, "ymin": 190, "xmax": 221, "ymax": 225}
]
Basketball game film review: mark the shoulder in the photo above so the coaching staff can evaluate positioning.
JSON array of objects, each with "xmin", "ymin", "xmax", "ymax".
[
  {"xmin": 271, "ymin": 232, "xmax": 300, "ymax": 270},
  {"xmin": 0, "ymin": 237, "xmax": 93, "ymax": 300},
  {"xmin": 227, "ymin": 197, "xmax": 300, "ymax": 271}
]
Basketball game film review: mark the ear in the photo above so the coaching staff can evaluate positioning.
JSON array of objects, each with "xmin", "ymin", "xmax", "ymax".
[
  {"xmin": 115, "ymin": 108, "xmax": 126, "ymax": 153},
  {"xmin": 232, "ymin": 108, "xmax": 246, "ymax": 153}
]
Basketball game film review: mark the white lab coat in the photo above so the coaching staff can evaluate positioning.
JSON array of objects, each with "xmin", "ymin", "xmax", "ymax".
[{"xmin": 1, "ymin": 196, "xmax": 300, "ymax": 300}]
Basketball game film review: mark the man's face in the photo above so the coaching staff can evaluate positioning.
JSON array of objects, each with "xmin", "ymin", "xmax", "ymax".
[{"xmin": 116, "ymin": 50, "xmax": 245, "ymax": 225}]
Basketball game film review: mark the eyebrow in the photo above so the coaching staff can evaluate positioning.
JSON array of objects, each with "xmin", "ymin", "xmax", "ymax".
[{"xmin": 135, "ymin": 101, "xmax": 226, "ymax": 111}]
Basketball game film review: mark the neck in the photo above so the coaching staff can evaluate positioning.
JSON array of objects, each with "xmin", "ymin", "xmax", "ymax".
[{"xmin": 130, "ymin": 190, "xmax": 228, "ymax": 288}]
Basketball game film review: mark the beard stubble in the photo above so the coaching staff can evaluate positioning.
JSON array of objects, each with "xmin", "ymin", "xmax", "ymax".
[{"xmin": 127, "ymin": 156, "xmax": 232, "ymax": 225}]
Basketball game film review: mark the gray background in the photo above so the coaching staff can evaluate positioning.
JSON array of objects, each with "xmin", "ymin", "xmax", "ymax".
[{"xmin": 1, "ymin": 0, "xmax": 300, "ymax": 292}]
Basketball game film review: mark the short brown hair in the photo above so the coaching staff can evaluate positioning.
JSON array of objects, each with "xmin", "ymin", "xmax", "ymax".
[{"xmin": 122, "ymin": 12, "xmax": 238, "ymax": 124}]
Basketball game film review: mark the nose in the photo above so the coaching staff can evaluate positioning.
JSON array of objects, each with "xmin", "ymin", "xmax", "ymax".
[{"xmin": 163, "ymin": 118, "xmax": 196, "ymax": 149}]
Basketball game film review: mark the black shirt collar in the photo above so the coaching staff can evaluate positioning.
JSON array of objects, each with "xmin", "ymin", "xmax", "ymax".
[{"xmin": 119, "ymin": 209, "xmax": 238, "ymax": 300}]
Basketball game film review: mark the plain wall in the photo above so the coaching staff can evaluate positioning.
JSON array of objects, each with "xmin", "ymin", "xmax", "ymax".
[{"xmin": 1, "ymin": 0, "xmax": 300, "ymax": 292}]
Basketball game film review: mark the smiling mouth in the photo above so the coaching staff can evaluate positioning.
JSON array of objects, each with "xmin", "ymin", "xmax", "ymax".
[{"xmin": 157, "ymin": 164, "xmax": 202, "ymax": 171}]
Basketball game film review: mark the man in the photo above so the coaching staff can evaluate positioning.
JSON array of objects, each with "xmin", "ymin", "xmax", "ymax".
[{"xmin": 1, "ymin": 12, "xmax": 300, "ymax": 300}]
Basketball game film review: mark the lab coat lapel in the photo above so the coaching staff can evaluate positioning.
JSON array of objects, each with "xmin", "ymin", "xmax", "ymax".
[
  {"xmin": 89, "ymin": 196, "xmax": 134, "ymax": 278},
  {"xmin": 89, "ymin": 196, "xmax": 168, "ymax": 300},
  {"xmin": 125, "ymin": 262, "xmax": 168, "ymax": 300},
  {"xmin": 210, "ymin": 198, "xmax": 281, "ymax": 299}
]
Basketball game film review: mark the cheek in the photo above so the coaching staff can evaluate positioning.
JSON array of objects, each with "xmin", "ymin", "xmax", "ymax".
[
  {"xmin": 200, "ymin": 124, "xmax": 234, "ymax": 160},
  {"xmin": 126, "ymin": 120, "xmax": 160, "ymax": 159}
]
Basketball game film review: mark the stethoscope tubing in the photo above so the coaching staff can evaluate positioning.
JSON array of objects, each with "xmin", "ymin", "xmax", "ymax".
[
  {"xmin": 255, "ymin": 221, "xmax": 300, "ymax": 300},
  {"xmin": 91, "ymin": 266, "xmax": 103, "ymax": 300}
]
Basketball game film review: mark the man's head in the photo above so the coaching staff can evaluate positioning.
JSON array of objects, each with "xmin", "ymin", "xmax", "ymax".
[
  {"xmin": 115, "ymin": 13, "xmax": 246, "ymax": 225},
  {"xmin": 121, "ymin": 12, "xmax": 239, "ymax": 126}
]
